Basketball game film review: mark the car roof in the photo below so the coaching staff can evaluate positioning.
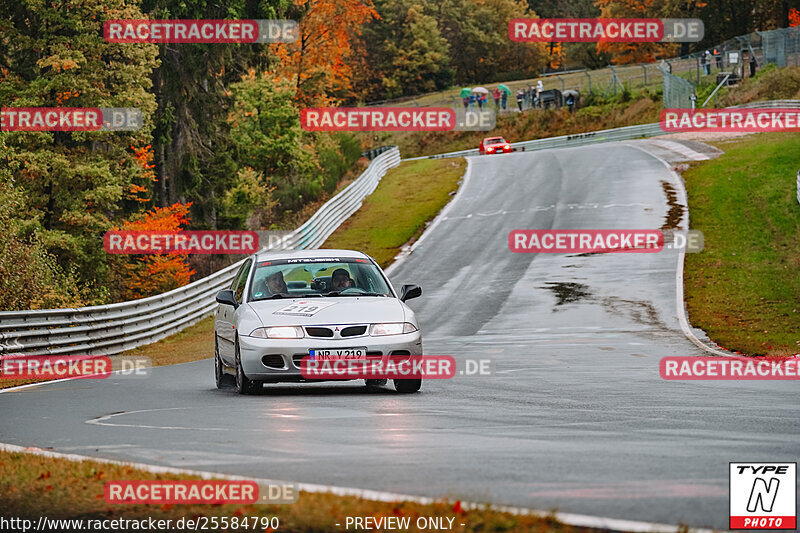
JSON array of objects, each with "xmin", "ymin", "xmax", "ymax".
[
  {"xmin": 254, "ymin": 248, "xmax": 371, "ymax": 262},
  {"xmin": 484, "ymin": 136, "xmax": 505, "ymax": 142}
]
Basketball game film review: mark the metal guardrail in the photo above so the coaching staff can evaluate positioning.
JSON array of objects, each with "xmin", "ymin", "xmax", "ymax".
[
  {"xmin": 405, "ymin": 100, "xmax": 800, "ymax": 161},
  {"xmin": 0, "ymin": 147, "xmax": 401, "ymax": 356}
]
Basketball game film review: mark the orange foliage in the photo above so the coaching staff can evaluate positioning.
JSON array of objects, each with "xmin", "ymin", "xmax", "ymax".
[
  {"xmin": 128, "ymin": 144, "xmax": 156, "ymax": 202},
  {"xmin": 549, "ymin": 43, "xmax": 565, "ymax": 70},
  {"xmin": 55, "ymin": 90, "xmax": 79, "ymax": 104},
  {"xmin": 116, "ymin": 203, "xmax": 196, "ymax": 300},
  {"xmin": 595, "ymin": 0, "xmax": 678, "ymax": 64},
  {"xmin": 790, "ymin": 8, "xmax": 800, "ymax": 27},
  {"xmin": 271, "ymin": 0, "xmax": 378, "ymax": 104}
]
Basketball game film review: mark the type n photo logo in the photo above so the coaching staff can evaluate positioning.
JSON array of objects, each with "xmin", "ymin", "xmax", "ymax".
[{"xmin": 730, "ymin": 462, "xmax": 796, "ymax": 529}]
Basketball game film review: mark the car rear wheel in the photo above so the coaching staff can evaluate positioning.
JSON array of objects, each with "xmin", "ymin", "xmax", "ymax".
[
  {"xmin": 215, "ymin": 335, "xmax": 234, "ymax": 389},
  {"xmin": 365, "ymin": 379, "xmax": 387, "ymax": 388},
  {"xmin": 393, "ymin": 378, "xmax": 422, "ymax": 393},
  {"xmin": 235, "ymin": 339, "xmax": 260, "ymax": 395}
]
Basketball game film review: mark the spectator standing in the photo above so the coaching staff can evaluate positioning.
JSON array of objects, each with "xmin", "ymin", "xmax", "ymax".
[
  {"xmin": 516, "ymin": 89, "xmax": 524, "ymax": 111},
  {"xmin": 501, "ymin": 89, "xmax": 507, "ymax": 110},
  {"xmin": 469, "ymin": 93, "xmax": 476, "ymax": 108},
  {"xmin": 700, "ymin": 51, "xmax": 709, "ymax": 76},
  {"xmin": 713, "ymin": 48, "xmax": 722, "ymax": 69},
  {"xmin": 536, "ymin": 80, "xmax": 544, "ymax": 108},
  {"xmin": 566, "ymin": 93, "xmax": 575, "ymax": 113},
  {"xmin": 493, "ymin": 87, "xmax": 501, "ymax": 108},
  {"xmin": 462, "ymin": 96, "xmax": 469, "ymax": 109}
]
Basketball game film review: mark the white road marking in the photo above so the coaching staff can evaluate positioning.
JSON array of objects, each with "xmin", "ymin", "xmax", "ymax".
[{"xmin": 648, "ymin": 140, "xmax": 710, "ymax": 161}]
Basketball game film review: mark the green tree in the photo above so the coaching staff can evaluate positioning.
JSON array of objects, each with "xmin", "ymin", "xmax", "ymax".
[
  {"xmin": 140, "ymin": 0, "xmax": 289, "ymax": 228},
  {"xmin": 227, "ymin": 73, "xmax": 322, "ymax": 220},
  {"xmin": 0, "ymin": 0, "xmax": 158, "ymax": 292},
  {"xmin": 361, "ymin": 0, "xmax": 453, "ymax": 99}
]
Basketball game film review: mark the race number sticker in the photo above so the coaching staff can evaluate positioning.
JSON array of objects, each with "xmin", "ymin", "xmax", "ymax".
[{"xmin": 273, "ymin": 301, "xmax": 336, "ymax": 317}]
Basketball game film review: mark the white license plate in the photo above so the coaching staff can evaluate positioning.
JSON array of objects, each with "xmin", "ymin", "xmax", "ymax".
[{"xmin": 310, "ymin": 348, "xmax": 367, "ymax": 360}]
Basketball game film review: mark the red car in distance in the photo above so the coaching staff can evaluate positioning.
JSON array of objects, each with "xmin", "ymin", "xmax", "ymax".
[{"xmin": 479, "ymin": 136, "xmax": 512, "ymax": 155}]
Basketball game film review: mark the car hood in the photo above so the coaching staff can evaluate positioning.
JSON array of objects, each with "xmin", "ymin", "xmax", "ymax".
[{"xmin": 247, "ymin": 297, "xmax": 407, "ymax": 326}]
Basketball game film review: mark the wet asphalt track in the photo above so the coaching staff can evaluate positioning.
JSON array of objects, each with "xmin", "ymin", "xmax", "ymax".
[{"xmin": 1, "ymin": 141, "xmax": 798, "ymax": 530}]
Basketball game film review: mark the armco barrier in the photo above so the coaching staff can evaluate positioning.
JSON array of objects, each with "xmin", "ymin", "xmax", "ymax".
[
  {"xmin": 0, "ymin": 147, "xmax": 401, "ymax": 356},
  {"xmin": 404, "ymin": 99, "xmax": 800, "ymax": 161}
]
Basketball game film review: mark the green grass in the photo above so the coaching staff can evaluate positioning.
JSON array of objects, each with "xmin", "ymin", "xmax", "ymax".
[
  {"xmin": 683, "ymin": 132, "xmax": 800, "ymax": 356},
  {"xmin": 322, "ymin": 158, "xmax": 467, "ymax": 266}
]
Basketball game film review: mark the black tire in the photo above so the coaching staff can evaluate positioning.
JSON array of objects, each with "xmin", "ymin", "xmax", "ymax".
[
  {"xmin": 393, "ymin": 378, "xmax": 422, "ymax": 393},
  {"xmin": 214, "ymin": 335, "xmax": 234, "ymax": 389},
  {"xmin": 235, "ymin": 339, "xmax": 260, "ymax": 395},
  {"xmin": 365, "ymin": 379, "xmax": 387, "ymax": 388}
]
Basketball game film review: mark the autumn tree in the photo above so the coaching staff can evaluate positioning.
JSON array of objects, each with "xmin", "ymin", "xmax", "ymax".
[
  {"xmin": 272, "ymin": 0, "xmax": 378, "ymax": 105},
  {"xmin": 594, "ymin": 0, "xmax": 678, "ymax": 64},
  {"xmin": 110, "ymin": 203, "xmax": 196, "ymax": 300}
]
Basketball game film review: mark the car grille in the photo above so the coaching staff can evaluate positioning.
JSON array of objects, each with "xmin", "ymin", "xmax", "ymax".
[
  {"xmin": 305, "ymin": 327, "xmax": 333, "ymax": 337},
  {"xmin": 340, "ymin": 325, "xmax": 367, "ymax": 337},
  {"xmin": 261, "ymin": 354, "xmax": 285, "ymax": 369},
  {"xmin": 304, "ymin": 325, "xmax": 369, "ymax": 338}
]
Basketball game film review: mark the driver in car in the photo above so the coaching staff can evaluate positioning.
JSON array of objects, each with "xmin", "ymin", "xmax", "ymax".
[
  {"xmin": 265, "ymin": 270, "xmax": 289, "ymax": 295},
  {"xmin": 331, "ymin": 268, "xmax": 353, "ymax": 291}
]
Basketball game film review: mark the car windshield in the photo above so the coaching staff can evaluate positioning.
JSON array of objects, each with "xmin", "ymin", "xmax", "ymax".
[
  {"xmin": 249, "ymin": 257, "xmax": 393, "ymax": 301},
  {"xmin": 486, "ymin": 137, "xmax": 506, "ymax": 144}
]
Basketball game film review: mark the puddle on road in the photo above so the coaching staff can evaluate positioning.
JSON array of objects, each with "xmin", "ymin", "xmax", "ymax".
[
  {"xmin": 660, "ymin": 180, "xmax": 685, "ymax": 230},
  {"xmin": 540, "ymin": 281, "xmax": 593, "ymax": 307}
]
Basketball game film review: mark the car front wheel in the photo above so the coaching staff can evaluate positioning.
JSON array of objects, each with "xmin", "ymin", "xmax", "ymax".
[
  {"xmin": 235, "ymin": 339, "xmax": 260, "ymax": 395},
  {"xmin": 215, "ymin": 335, "xmax": 234, "ymax": 389}
]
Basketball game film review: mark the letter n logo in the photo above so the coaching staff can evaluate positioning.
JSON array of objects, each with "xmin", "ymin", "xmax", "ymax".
[{"xmin": 747, "ymin": 478, "xmax": 779, "ymax": 512}]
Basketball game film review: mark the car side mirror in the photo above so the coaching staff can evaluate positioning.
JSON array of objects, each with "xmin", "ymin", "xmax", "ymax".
[
  {"xmin": 216, "ymin": 289, "xmax": 239, "ymax": 309},
  {"xmin": 399, "ymin": 284, "xmax": 422, "ymax": 302}
]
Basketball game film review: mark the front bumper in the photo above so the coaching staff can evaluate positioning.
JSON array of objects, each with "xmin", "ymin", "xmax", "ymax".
[{"xmin": 238, "ymin": 331, "xmax": 423, "ymax": 382}]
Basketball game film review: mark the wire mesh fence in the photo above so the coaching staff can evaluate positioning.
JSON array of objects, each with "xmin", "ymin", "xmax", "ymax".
[
  {"xmin": 366, "ymin": 26, "xmax": 800, "ymax": 112},
  {"xmin": 661, "ymin": 65, "xmax": 697, "ymax": 108}
]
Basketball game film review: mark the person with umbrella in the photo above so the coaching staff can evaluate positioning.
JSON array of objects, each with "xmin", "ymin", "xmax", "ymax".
[
  {"xmin": 472, "ymin": 87, "xmax": 489, "ymax": 110},
  {"xmin": 493, "ymin": 87, "xmax": 501, "ymax": 109},
  {"xmin": 498, "ymin": 84, "xmax": 510, "ymax": 110},
  {"xmin": 459, "ymin": 87, "xmax": 471, "ymax": 109}
]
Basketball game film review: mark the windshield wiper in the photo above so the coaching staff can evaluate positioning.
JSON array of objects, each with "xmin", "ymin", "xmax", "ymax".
[{"xmin": 323, "ymin": 291, "xmax": 386, "ymax": 297}]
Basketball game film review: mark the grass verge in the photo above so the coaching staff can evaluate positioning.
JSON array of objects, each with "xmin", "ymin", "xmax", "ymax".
[
  {"xmin": 0, "ymin": 449, "xmax": 595, "ymax": 533},
  {"xmin": 682, "ymin": 132, "xmax": 800, "ymax": 356},
  {"xmin": 322, "ymin": 158, "xmax": 467, "ymax": 267}
]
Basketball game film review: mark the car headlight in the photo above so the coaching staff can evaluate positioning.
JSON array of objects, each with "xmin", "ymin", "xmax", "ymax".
[
  {"xmin": 249, "ymin": 326, "xmax": 304, "ymax": 339},
  {"xmin": 370, "ymin": 322, "xmax": 417, "ymax": 336}
]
